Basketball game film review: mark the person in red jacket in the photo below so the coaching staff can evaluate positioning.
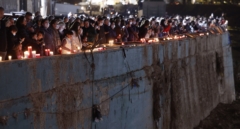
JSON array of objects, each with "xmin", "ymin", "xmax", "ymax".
[{"xmin": 163, "ymin": 20, "xmax": 172, "ymax": 35}]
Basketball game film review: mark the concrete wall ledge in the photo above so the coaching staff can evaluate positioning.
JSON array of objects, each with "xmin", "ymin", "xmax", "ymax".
[{"xmin": 0, "ymin": 32, "xmax": 235, "ymax": 129}]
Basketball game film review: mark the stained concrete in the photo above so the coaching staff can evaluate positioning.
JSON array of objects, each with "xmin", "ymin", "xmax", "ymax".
[{"xmin": 0, "ymin": 32, "xmax": 235, "ymax": 129}]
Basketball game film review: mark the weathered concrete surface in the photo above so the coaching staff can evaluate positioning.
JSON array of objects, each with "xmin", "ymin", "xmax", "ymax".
[{"xmin": 0, "ymin": 32, "xmax": 235, "ymax": 129}]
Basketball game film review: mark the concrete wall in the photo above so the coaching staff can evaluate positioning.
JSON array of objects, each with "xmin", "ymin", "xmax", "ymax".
[{"xmin": 0, "ymin": 33, "xmax": 235, "ymax": 129}]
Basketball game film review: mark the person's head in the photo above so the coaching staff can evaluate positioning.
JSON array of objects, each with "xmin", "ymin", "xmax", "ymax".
[
  {"xmin": 10, "ymin": 17, "xmax": 14, "ymax": 24},
  {"xmin": 37, "ymin": 31, "xmax": 44, "ymax": 40},
  {"xmin": 65, "ymin": 30, "xmax": 73, "ymax": 39},
  {"xmin": 58, "ymin": 22, "xmax": 65, "ymax": 31},
  {"xmin": 0, "ymin": 7, "xmax": 4, "ymax": 20},
  {"xmin": 70, "ymin": 22, "xmax": 81, "ymax": 35},
  {"xmin": 41, "ymin": 19, "xmax": 49, "ymax": 29},
  {"xmin": 48, "ymin": 16, "xmax": 54, "ymax": 22},
  {"xmin": 84, "ymin": 19, "xmax": 89, "ymax": 28},
  {"xmin": 128, "ymin": 19, "xmax": 133, "ymax": 25},
  {"xmin": 75, "ymin": 18, "xmax": 81, "ymax": 23},
  {"xmin": 126, "ymin": 21, "xmax": 131, "ymax": 27},
  {"xmin": 16, "ymin": 16, "xmax": 27, "ymax": 27},
  {"xmin": 35, "ymin": 11, "xmax": 40, "ymax": 17},
  {"xmin": 98, "ymin": 18, "xmax": 104, "ymax": 26},
  {"xmin": 9, "ymin": 25, "xmax": 18, "ymax": 36},
  {"xmin": 80, "ymin": 20, "xmax": 84, "ymax": 27},
  {"xmin": 110, "ymin": 22, "xmax": 115, "ymax": 29},
  {"xmin": 30, "ymin": 32, "xmax": 37, "ymax": 40},
  {"xmin": 50, "ymin": 19, "xmax": 59, "ymax": 30},
  {"xmin": 64, "ymin": 17, "xmax": 69, "ymax": 23},
  {"xmin": 104, "ymin": 19, "xmax": 110, "ymax": 26},
  {"xmin": 144, "ymin": 20, "xmax": 150, "ymax": 28},
  {"xmin": 25, "ymin": 12, "xmax": 32, "ymax": 22},
  {"xmin": 37, "ymin": 19, "xmax": 42, "ymax": 26}
]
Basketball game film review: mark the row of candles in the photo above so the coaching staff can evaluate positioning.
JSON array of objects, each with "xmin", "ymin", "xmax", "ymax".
[{"xmin": 0, "ymin": 33, "xmax": 209, "ymax": 62}]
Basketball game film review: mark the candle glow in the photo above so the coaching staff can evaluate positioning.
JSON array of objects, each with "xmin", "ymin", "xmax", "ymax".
[
  {"xmin": 8, "ymin": 56, "xmax": 12, "ymax": 60},
  {"xmin": 109, "ymin": 40, "xmax": 114, "ymax": 46}
]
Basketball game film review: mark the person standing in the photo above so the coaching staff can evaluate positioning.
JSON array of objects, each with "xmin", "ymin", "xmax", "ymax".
[
  {"xmin": 48, "ymin": 19, "xmax": 61, "ymax": 54},
  {"xmin": 82, "ymin": 19, "xmax": 96, "ymax": 43},
  {"xmin": 61, "ymin": 30, "xmax": 74, "ymax": 54},
  {"xmin": 70, "ymin": 22, "xmax": 82, "ymax": 52},
  {"xmin": 39, "ymin": 19, "xmax": 54, "ymax": 53},
  {"xmin": 96, "ymin": 18, "xmax": 106, "ymax": 44},
  {"xmin": 0, "ymin": 7, "xmax": 8, "ymax": 60}
]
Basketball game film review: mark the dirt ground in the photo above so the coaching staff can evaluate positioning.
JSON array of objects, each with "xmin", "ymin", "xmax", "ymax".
[
  {"xmin": 194, "ymin": 97, "xmax": 240, "ymax": 129},
  {"xmin": 194, "ymin": 30, "xmax": 240, "ymax": 129}
]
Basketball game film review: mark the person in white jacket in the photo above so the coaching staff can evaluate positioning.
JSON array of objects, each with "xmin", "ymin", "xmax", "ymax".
[{"xmin": 70, "ymin": 22, "xmax": 82, "ymax": 52}]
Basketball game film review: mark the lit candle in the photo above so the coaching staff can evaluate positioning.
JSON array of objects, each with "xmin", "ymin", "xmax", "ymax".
[
  {"xmin": 32, "ymin": 51, "xmax": 36, "ymax": 58},
  {"xmin": 98, "ymin": 47, "xmax": 103, "ymax": 51},
  {"xmin": 8, "ymin": 55, "xmax": 12, "ymax": 60},
  {"xmin": 206, "ymin": 33, "xmax": 209, "ymax": 35},
  {"xmin": 103, "ymin": 45, "xmax": 106, "ymax": 47},
  {"xmin": 140, "ymin": 38, "xmax": 146, "ymax": 43},
  {"xmin": 28, "ymin": 46, "xmax": 32, "ymax": 52},
  {"xmin": 73, "ymin": 50, "xmax": 76, "ymax": 53},
  {"xmin": 28, "ymin": 46, "xmax": 32, "ymax": 58},
  {"xmin": 47, "ymin": 49, "xmax": 50, "ymax": 56},
  {"xmin": 148, "ymin": 40, "xmax": 153, "ymax": 43},
  {"xmin": 36, "ymin": 54, "xmax": 40, "ymax": 58},
  {"xmin": 49, "ymin": 51, "xmax": 54, "ymax": 56},
  {"xmin": 0, "ymin": 56, "xmax": 2, "ymax": 61},
  {"xmin": 59, "ymin": 47, "xmax": 62, "ymax": 54},
  {"xmin": 109, "ymin": 40, "xmax": 114, "ymax": 46},
  {"xmin": 66, "ymin": 51, "xmax": 71, "ymax": 54},
  {"xmin": 121, "ymin": 42, "xmax": 125, "ymax": 45},
  {"xmin": 45, "ymin": 49, "xmax": 48, "ymax": 56},
  {"xmin": 154, "ymin": 38, "xmax": 159, "ymax": 42},
  {"xmin": 77, "ymin": 47, "xmax": 80, "ymax": 52},
  {"xmin": 24, "ymin": 51, "xmax": 29, "ymax": 59}
]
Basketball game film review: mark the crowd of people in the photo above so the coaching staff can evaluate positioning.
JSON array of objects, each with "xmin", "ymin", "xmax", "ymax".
[{"xmin": 0, "ymin": 7, "xmax": 228, "ymax": 60}]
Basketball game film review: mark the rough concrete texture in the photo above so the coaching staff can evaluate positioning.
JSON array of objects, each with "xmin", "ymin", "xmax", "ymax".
[{"xmin": 0, "ymin": 32, "xmax": 235, "ymax": 129}]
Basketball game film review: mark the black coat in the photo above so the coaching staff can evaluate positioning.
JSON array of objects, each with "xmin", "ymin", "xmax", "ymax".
[
  {"xmin": 40, "ymin": 27, "xmax": 55, "ymax": 51},
  {"xmin": 7, "ymin": 32, "xmax": 20, "ymax": 55},
  {"xmin": 17, "ymin": 25, "xmax": 30, "ymax": 50},
  {"xmin": 0, "ymin": 20, "xmax": 8, "ymax": 52},
  {"xmin": 97, "ymin": 26, "xmax": 106, "ymax": 44}
]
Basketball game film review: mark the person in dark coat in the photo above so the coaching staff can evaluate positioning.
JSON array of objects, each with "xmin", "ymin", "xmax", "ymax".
[
  {"xmin": 96, "ymin": 18, "xmax": 106, "ymax": 44},
  {"xmin": 6, "ymin": 25, "xmax": 21, "ymax": 59},
  {"xmin": 39, "ymin": 19, "xmax": 54, "ymax": 52},
  {"xmin": 114, "ymin": 20, "xmax": 122, "ymax": 42},
  {"xmin": 103, "ymin": 19, "xmax": 110, "ymax": 43},
  {"xmin": 16, "ymin": 16, "xmax": 30, "ymax": 51},
  {"xmin": 36, "ymin": 31, "xmax": 45, "ymax": 56},
  {"xmin": 108, "ymin": 21, "xmax": 116, "ymax": 40},
  {"xmin": 48, "ymin": 19, "xmax": 61, "ymax": 54},
  {"xmin": 0, "ymin": 7, "xmax": 8, "ymax": 60},
  {"xmin": 138, "ymin": 20, "xmax": 149, "ymax": 39},
  {"xmin": 82, "ymin": 19, "xmax": 96, "ymax": 43}
]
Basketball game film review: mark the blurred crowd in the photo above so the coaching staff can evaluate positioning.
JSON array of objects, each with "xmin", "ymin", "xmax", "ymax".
[{"xmin": 0, "ymin": 7, "xmax": 228, "ymax": 60}]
